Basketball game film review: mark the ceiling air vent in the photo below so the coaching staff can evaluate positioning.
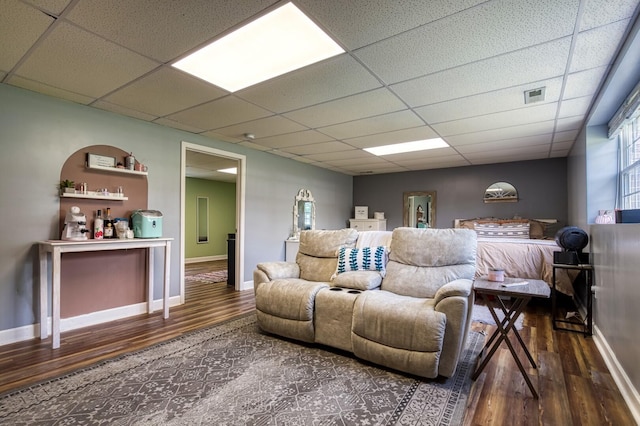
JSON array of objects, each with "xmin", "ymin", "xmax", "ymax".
[{"xmin": 524, "ymin": 87, "xmax": 545, "ymax": 104}]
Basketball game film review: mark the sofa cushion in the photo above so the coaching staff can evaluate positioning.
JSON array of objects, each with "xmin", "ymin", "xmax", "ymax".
[
  {"xmin": 335, "ymin": 246, "xmax": 388, "ymax": 276},
  {"xmin": 383, "ymin": 228, "xmax": 477, "ymax": 298},
  {"xmin": 332, "ymin": 270, "xmax": 382, "ymax": 290},
  {"xmin": 255, "ymin": 278, "xmax": 328, "ymax": 321},
  {"xmin": 298, "ymin": 229, "xmax": 358, "ymax": 258}
]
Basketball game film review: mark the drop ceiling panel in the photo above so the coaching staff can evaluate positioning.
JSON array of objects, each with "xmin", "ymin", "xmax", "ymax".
[
  {"xmin": 7, "ymin": 75, "xmax": 95, "ymax": 105},
  {"xmin": 214, "ymin": 116, "xmax": 308, "ymax": 140},
  {"xmin": 103, "ymin": 68, "xmax": 228, "ymax": 117},
  {"xmin": 297, "ymin": 0, "xmax": 486, "ymax": 50},
  {"xmin": 563, "ymin": 66, "xmax": 608, "ymax": 99},
  {"xmin": 24, "ymin": 0, "xmax": 72, "ymax": 14},
  {"xmin": 283, "ymin": 88, "xmax": 407, "ymax": 128},
  {"xmin": 393, "ymin": 154, "xmax": 469, "ymax": 167},
  {"xmin": 154, "ymin": 117, "xmax": 206, "ymax": 134},
  {"xmin": 166, "ymin": 96, "xmax": 273, "ymax": 130},
  {"xmin": 558, "ymin": 96, "xmax": 593, "ymax": 118},
  {"xmin": 0, "ymin": 1, "xmax": 53, "ymax": 71},
  {"xmin": 415, "ymin": 78, "xmax": 562, "ymax": 124},
  {"xmin": 445, "ymin": 121, "xmax": 556, "ymax": 146},
  {"xmin": 238, "ymin": 55, "xmax": 382, "ymax": 113},
  {"xmin": 456, "ymin": 134, "xmax": 553, "ymax": 154},
  {"xmin": 433, "ymin": 103, "xmax": 558, "ymax": 137},
  {"xmin": 65, "ymin": 0, "xmax": 275, "ymax": 62},
  {"xmin": 392, "ymin": 38, "xmax": 572, "ymax": 107},
  {"xmin": 354, "ymin": 0, "xmax": 577, "ymax": 84},
  {"xmin": 252, "ymin": 130, "xmax": 334, "ymax": 150},
  {"xmin": 555, "ymin": 116, "xmax": 584, "ymax": 132},
  {"xmin": 569, "ymin": 20, "xmax": 631, "ymax": 73},
  {"xmin": 283, "ymin": 141, "xmax": 355, "ymax": 156},
  {"xmin": 15, "ymin": 23, "xmax": 159, "ymax": 98},
  {"xmin": 378, "ymin": 147, "xmax": 461, "ymax": 162},
  {"xmin": 579, "ymin": 0, "xmax": 640, "ymax": 31},
  {"xmin": 318, "ymin": 110, "xmax": 425, "ymax": 140},
  {"xmin": 554, "ymin": 130, "xmax": 580, "ymax": 142},
  {"xmin": 93, "ymin": 100, "xmax": 158, "ymax": 121}
]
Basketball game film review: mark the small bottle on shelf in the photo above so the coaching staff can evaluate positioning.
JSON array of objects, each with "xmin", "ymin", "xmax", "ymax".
[
  {"xmin": 94, "ymin": 210, "xmax": 104, "ymax": 240},
  {"xmin": 103, "ymin": 208, "xmax": 114, "ymax": 239}
]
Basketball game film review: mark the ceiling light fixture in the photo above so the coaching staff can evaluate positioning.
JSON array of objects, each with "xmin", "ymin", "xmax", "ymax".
[
  {"xmin": 364, "ymin": 138, "xmax": 449, "ymax": 156},
  {"xmin": 172, "ymin": 2, "xmax": 345, "ymax": 92},
  {"xmin": 218, "ymin": 167, "xmax": 238, "ymax": 175}
]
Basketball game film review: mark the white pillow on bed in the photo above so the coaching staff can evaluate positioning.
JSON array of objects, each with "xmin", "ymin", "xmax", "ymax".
[{"xmin": 474, "ymin": 222, "xmax": 530, "ymax": 239}]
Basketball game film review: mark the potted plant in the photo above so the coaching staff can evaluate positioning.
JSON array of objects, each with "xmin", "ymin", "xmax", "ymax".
[{"xmin": 59, "ymin": 179, "xmax": 76, "ymax": 194}]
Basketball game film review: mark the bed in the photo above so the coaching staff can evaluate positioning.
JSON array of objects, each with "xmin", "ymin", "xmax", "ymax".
[{"xmin": 454, "ymin": 218, "xmax": 575, "ymax": 295}]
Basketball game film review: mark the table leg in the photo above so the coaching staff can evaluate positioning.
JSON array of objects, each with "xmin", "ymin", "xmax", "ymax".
[
  {"xmin": 147, "ymin": 247, "xmax": 154, "ymax": 314},
  {"xmin": 39, "ymin": 245, "xmax": 48, "ymax": 340},
  {"xmin": 163, "ymin": 240, "xmax": 171, "ymax": 319},
  {"xmin": 52, "ymin": 247, "xmax": 61, "ymax": 349}
]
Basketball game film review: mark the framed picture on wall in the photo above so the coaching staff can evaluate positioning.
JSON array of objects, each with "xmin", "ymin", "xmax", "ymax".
[{"xmin": 86, "ymin": 153, "xmax": 116, "ymax": 168}]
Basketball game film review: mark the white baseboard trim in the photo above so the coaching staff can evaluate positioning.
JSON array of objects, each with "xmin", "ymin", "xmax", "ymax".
[
  {"xmin": 593, "ymin": 324, "xmax": 640, "ymax": 425},
  {"xmin": 240, "ymin": 280, "xmax": 254, "ymax": 292},
  {"xmin": 185, "ymin": 255, "xmax": 226, "ymax": 264},
  {"xmin": 0, "ymin": 296, "xmax": 183, "ymax": 347}
]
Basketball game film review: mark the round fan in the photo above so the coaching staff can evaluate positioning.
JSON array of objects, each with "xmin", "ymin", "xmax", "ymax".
[{"xmin": 555, "ymin": 226, "xmax": 589, "ymax": 251}]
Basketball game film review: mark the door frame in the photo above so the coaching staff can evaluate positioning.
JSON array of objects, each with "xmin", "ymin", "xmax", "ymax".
[{"xmin": 180, "ymin": 141, "xmax": 246, "ymax": 301}]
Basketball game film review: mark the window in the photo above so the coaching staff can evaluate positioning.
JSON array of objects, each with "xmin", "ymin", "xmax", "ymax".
[{"xmin": 618, "ymin": 114, "xmax": 640, "ymax": 209}]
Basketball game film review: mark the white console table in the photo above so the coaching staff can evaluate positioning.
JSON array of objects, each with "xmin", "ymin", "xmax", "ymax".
[{"xmin": 38, "ymin": 238, "xmax": 173, "ymax": 349}]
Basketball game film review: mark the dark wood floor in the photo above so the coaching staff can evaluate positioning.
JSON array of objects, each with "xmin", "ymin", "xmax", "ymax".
[{"xmin": 0, "ymin": 263, "xmax": 635, "ymax": 424}]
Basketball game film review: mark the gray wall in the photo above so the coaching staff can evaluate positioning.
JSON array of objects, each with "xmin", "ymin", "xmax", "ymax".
[
  {"xmin": 0, "ymin": 84, "xmax": 352, "ymax": 332},
  {"xmin": 353, "ymin": 158, "xmax": 568, "ymax": 229}
]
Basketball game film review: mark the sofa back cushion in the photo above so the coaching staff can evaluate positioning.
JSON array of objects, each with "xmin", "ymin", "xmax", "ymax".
[
  {"xmin": 297, "ymin": 229, "xmax": 358, "ymax": 282},
  {"xmin": 382, "ymin": 227, "xmax": 477, "ymax": 298}
]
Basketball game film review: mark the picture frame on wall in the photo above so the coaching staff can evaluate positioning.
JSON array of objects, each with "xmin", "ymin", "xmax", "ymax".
[{"xmin": 86, "ymin": 153, "xmax": 116, "ymax": 168}]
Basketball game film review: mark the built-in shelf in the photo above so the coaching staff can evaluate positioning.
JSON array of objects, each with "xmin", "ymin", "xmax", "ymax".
[
  {"xmin": 61, "ymin": 192, "xmax": 128, "ymax": 201},
  {"xmin": 86, "ymin": 164, "xmax": 148, "ymax": 176}
]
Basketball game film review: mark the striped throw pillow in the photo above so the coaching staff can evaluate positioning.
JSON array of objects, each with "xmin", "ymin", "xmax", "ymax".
[{"xmin": 474, "ymin": 222, "xmax": 530, "ymax": 239}]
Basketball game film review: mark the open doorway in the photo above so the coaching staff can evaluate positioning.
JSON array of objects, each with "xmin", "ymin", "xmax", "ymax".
[{"xmin": 180, "ymin": 141, "xmax": 246, "ymax": 304}]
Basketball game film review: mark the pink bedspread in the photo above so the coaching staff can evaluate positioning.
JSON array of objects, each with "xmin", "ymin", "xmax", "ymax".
[{"xmin": 475, "ymin": 238, "xmax": 574, "ymax": 295}]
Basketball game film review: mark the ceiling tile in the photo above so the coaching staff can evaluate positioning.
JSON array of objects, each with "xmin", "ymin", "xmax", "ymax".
[
  {"xmin": 283, "ymin": 88, "xmax": 406, "ymax": 128},
  {"xmin": 0, "ymin": 1, "xmax": 53, "ymax": 71},
  {"xmin": 553, "ymin": 129, "xmax": 580, "ymax": 142},
  {"xmin": 153, "ymin": 117, "xmax": 206, "ymax": 134},
  {"xmin": 392, "ymin": 38, "xmax": 572, "ymax": 107},
  {"xmin": 92, "ymin": 100, "xmax": 158, "ymax": 121},
  {"xmin": 103, "ymin": 68, "xmax": 228, "ymax": 117},
  {"xmin": 213, "ymin": 115, "xmax": 308, "ymax": 140},
  {"xmin": 6, "ymin": 75, "xmax": 95, "ymax": 104},
  {"xmin": 297, "ymin": 0, "xmax": 486, "ymax": 50},
  {"xmin": 569, "ymin": 20, "xmax": 631, "ymax": 73},
  {"xmin": 24, "ymin": 0, "xmax": 72, "ymax": 15},
  {"xmin": 283, "ymin": 141, "xmax": 355, "ymax": 156},
  {"xmin": 445, "ymin": 121, "xmax": 556, "ymax": 146},
  {"xmin": 433, "ymin": 103, "xmax": 558, "ymax": 136},
  {"xmin": 252, "ymin": 130, "xmax": 334, "ymax": 150},
  {"xmin": 166, "ymin": 96, "xmax": 273, "ymax": 130},
  {"xmin": 354, "ymin": 0, "xmax": 578, "ymax": 84},
  {"xmin": 415, "ymin": 78, "xmax": 563, "ymax": 124},
  {"xmin": 14, "ymin": 22, "xmax": 159, "ymax": 98},
  {"xmin": 469, "ymin": 152, "xmax": 549, "ymax": 165},
  {"xmin": 456, "ymin": 135, "xmax": 553, "ymax": 153},
  {"xmin": 300, "ymin": 149, "xmax": 368, "ymax": 162},
  {"xmin": 318, "ymin": 110, "xmax": 424, "ymax": 140},
  {"xmin": 379, "ymin": 147, "xmax": 461, "ymax": 162},
  {"xmin": 563, "ymin": 66, "xmax": 608, "ymax": 99},
  {"xmin": 558, "ymin": 96, "xmax": 593, "ymax": 118},
  {"xmin": 464, "ymin": 144, "xmax": 550, "ymax": 161},
  {"xmin": 393, "ymin": 154, "xmax": 469, "ymax": 166},
  {"xmin": 579, "ymin": 0, "xmax": 640, "ymax": 31},
  {"xmin": 238, "ymin": 55, "xmax": 381, "ymax": 113},
  {"xmin": 65, "ymin": 0, "xmax": 275, "ymax": 62},
  {"xmin": 555, "ymin": 116, "xmax": 584, "ymax": 132}
]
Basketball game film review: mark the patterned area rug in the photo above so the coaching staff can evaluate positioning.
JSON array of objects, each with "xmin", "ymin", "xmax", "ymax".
[
  {"xmin": 0, "ymin": 314, "xmax": 483, "ymax": 425},
  {"xmin": 184, "ymin": 270, "xmax": 228, "ymax": 283},
  {"xmin": 472, "ymin": 303, "xmax": 524, "ymax": 330}
]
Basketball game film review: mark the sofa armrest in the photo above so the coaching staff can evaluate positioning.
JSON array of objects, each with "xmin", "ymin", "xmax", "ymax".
[
  {"xmin": 257, "ymin": 261, "xmax": 300, "ymax": 281},
  {"xmin": 434, "ymin": 278, "xmax": 472, "ymax": 306}
]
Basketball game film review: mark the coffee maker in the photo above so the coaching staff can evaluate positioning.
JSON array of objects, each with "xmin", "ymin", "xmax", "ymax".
[{"xmin": 61, "ymin": 206, "xmax": 90, "ymax": 241}]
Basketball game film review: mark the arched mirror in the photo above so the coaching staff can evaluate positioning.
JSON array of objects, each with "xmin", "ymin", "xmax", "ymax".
[
  {"xmin": 403, "ymin": 191, "xmax": 436, "ymax": 228},
  {"xmin": 292, "ymin": 189, "xmax": 315, "ymax": 238},
  {"xmin": 484, "ymin": 181, "xmax": 518, "ymax": 203}
]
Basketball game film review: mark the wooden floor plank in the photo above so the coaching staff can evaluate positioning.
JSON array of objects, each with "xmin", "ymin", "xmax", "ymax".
[{"xmin": 0, "ymin": 265, "xmax": 635, "ymax": 425}]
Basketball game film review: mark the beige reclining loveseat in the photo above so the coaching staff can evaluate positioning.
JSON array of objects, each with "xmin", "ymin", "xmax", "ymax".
[{"xmin": 253, "ymin": 226, "xmax": 477, "ymax": 378}]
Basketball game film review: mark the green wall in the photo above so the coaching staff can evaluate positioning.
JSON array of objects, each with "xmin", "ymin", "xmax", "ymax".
[{"xmin": 185, "ymin": 177, "xmax": 236, "ymax": 260}]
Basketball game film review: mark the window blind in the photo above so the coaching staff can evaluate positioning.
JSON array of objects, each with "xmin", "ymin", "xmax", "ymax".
[{"xmin": 609, "ymin": 79, "xmax": 640, "ymax": 138}]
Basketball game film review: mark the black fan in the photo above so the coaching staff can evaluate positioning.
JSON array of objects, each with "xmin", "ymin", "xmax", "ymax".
[{"xmin": 555, "ymin": 226, "xmax": 589, "ymax": 251}]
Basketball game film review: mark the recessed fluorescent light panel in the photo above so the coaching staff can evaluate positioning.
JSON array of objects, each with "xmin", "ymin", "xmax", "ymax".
[
  {"xmin": 172, "ymin": 2, "xmax": 344, "ymax": 92},
  {"xmin": 364, "ymin": 138, "xmax": 449, "ymax": 156},
  {"xmin": 218, "ymin": 167, "xmax": 237, "ymax": 175}
]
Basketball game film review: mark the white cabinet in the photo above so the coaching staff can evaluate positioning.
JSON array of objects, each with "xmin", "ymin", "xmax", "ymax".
[
  {"xmin": 349, "ymin": 219, "xmax": 387, "ymax": 231},
  {"xmin": 285, "ymin": 239, "xmax": 300, "ymax": 262}
]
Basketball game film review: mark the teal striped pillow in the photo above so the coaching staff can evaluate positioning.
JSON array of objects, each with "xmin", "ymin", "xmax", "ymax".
[{"xmin": 336, "ymin": 246, "xmax": 387, "ymax": 277}]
